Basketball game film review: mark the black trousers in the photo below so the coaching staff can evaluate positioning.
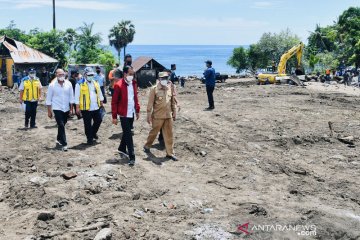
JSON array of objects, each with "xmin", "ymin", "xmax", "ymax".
[
  {"xmin": 100, "ymin": 86, "xmax": 107, "ymax": 104},
  {"xmin": 24, "ymin": 101, "xmax": 38, "ymax": 127},
  {"xmin": 119, "ymin": 117, "xmax": 135, "ymax": 160},
  {"xmin": 81, "ymin": 109, "xmax": 102, "ymax": 142},
  {"xmin": 158, "ymin": 129, "xmax": 164, "ymax": 142},
  {"xmin": 54, "ymin": 110, "xmax": 69, "ymax": 146},
  {"xmin": 206, "ymin": 85, "xmax": 215, "ymax": 108}
]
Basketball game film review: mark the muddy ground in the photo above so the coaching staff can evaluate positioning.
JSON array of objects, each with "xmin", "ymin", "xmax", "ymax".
[{"xmin": 0, "ymin": 78, "xmax": 359, "ymax": 240}]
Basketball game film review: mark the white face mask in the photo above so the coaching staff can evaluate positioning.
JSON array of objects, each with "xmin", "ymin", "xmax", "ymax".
[
  {"xmin": 160, "ymin": 80, "xmax": 168, "ymax": 86},
  {"xmin": 58, "ymin": 76, "xmax": 65, "ymax": 82},
  {"xmin": 29, "ymin": 73, "xmax": 35, "ymax": 78},
  {"xmin": 126, "ymin": 76, "xmax": 134, "ymax": 83},
  {"xmin": 87, "ymin": 76, "xmax": 94, "ymax": 81}
]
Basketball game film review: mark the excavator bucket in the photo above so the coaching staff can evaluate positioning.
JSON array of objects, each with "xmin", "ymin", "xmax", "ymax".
[{"xmin": 289, "ymin": 75, "xmax": 305, "ymax": 86}]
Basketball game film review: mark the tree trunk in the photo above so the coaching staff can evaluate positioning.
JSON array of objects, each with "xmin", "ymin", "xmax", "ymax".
[
  {"xmin": 118, "ymin": 50, "xmax": 121, "ymax": 65},
  {"xmin": 123, "ymin": 45, "xmax": 126, "ymax": 60}
]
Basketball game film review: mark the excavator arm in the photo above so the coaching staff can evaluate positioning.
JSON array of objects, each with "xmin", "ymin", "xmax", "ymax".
[{"xmin": 277, "ymin": 42, "xmax": 304, "ymax": 74}]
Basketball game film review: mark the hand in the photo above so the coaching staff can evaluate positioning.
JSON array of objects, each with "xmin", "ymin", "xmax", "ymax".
[
  {"xmin": 112, "ymin": 118, "xmax": 118, "ymax": 125},
  {"xmin": 172, "ymin": 112, "xmax": 177, "ymax": 121},
  {"xmin": 19, "ymin": 99, "xmax": 23, "ymax": 104},
  {"xmin": 136, "ymin": 113, "xmax": 140, "ymax": 120},
  {"xmin": 100, "ymin": 102, "xmax": 104, "ymax": 107},
  {"xmin": 38, "ymin": 97, "xmax": 43, "ymax": 102},
  {"xmin": 147, "ymin": 115, "xmax": 152, "ymax": 125},
  {"xmin": 48, "ymin": 111, "xmax": 53, "ymax": 119}
]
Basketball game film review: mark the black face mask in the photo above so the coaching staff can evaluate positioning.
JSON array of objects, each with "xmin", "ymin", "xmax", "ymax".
[
  {"xmin": 96, "ymin": 70, "xmax": 101, "ymax": 74},
  {"xmin": 126, "ymin": 61, "xmax": 132, "ymax": 66}
]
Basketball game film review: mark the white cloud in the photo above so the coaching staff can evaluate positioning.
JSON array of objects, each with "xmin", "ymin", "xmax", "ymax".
[
  {"xmin": 0, "ymin": 0, "xmax": 127, "ymax": 10},
  {"xmin": 251, "ymin": 1, "xmax": 279, "ymax": 9}
]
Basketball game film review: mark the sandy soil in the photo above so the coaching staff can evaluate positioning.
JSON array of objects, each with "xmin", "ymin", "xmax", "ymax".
[{"xmin": 0, "ymin": 78, "xmax": 359, "ymax": 240}]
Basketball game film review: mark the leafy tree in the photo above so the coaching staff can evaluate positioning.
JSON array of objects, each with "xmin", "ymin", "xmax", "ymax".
[
  {"xmin": 98, "ymin": 49, "xmax": 116, "ymax": 77},
  {"xmin": 307, "ymin": 24, "xmax": 338, "ymax": 54},
  {"xmin": 109, "ymin": 20, "xmax": 135, "ymax": 63},
  {"xmin": 227, "ymin": 46, "xmax": 248, "ymax": 73},
  {"xmin": 0, "ymin": 21, "xmax": 30, "ymax": 43},
  {"xmin": 337, "ymin": 7, "xmax": 360, "ymax": 67},
  {"xmin": 27, "ymin": 30, "xmax": 69, "ymax": 67},
  {"xmin": 228, "ymin": 29, "xmax": 301, "ymax": 74}
]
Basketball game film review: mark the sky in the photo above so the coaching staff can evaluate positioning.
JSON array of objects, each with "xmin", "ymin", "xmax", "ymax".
[{"xmin": 0, "ymin": 0, "xmax": 359, "ymax": 45}]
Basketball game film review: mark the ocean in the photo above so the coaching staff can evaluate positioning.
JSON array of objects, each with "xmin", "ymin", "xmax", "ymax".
[{"xmin": 109, "ymin": 45, "xmax": 244, "ymax": 77}]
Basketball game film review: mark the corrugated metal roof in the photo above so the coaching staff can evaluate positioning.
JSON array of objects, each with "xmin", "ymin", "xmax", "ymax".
[
  {"xmin": 132, "ymin": 56, "xmax": 153, "ymax": 72},
  {"xmin": 0, "ymin": 36, "xmax": 58, "ymax": 64}
]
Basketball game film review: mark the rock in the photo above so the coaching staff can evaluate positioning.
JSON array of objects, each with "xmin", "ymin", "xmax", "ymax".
[
  {"xmin": 61, "ymin": 172, "xmax": 77, "ymax": 180},
  {"xmin": 292, "ymin": 136, "xmax": 302, "ymax": 145},
  {"xmin": 37, "ymin": 211, "xmax": 55, "ymax": 221},
  {"xmin": 132, "ymin": 193, "xmax": 140, "ymax": 200},
  {"xmin": 30, "ymin": 176, "xmax": 48, "ymax": 185},
  {"xmin": 31, "ymin": 166, "xmax": 37, "ymax": 172},
  {"xmin": 24, "ymin": 235, "xmax": 36, "ymax": 240},
  {"xmin": 201, "ymin": 208, "xmax": 213, "ymax": 214},
  {"xmin": 338, "ymin": 136, "xmax": 355, "ymax": 145},
  {"xmin": 200, "ymin": 151, "xmax": 207, "ymax": 157},
  {"xmin": 67, "ymin": 162, "xmax": 74, "ymax": 167},
  {"xmin": 132, "ymin": 209, "xmax": 145, "ymax": 219},
  {"xmin": 249, "ymin": 205, "xmax": 267, "ymax": 216},
  {"xmin": 94, "ymin": 228, "xmax": 112, "ymax": 240}
]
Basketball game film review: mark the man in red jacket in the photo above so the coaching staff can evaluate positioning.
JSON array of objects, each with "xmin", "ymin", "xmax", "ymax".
[{"xmin": 111, "ymin": 66, "xmax": 140, "ymax": 166}]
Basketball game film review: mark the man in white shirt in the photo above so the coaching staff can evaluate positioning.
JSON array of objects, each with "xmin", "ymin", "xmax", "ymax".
[
  {"xmin": 75, "ymin": 67, "xmax": 104, "ymax": 145},
  {"xmin": 46, "ymin": 69, "xmax": 75, "ymax": 151}
]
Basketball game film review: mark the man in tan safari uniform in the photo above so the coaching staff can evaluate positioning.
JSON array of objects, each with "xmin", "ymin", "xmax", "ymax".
[{"xmin": 144, "ymin": 71, "xmax": 178, "ymax": 161}]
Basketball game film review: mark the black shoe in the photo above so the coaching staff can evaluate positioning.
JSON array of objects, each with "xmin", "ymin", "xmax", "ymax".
[
  {"xmin": 93, "ymin": 134, "xmax": 99, "ymax": 140},
  {"xmin": 24, "ymin": 123, "xmax": 29, "ymax": 128},
  {"xmin": 143, "ymin": 146, "xmax": 151, "ymax": 153},
  {"xmin": 128, "ymin": 160, "xmax": 135, "ymax": 166},
  {"xmin": 30, "ymin": 125, "xmax": 38, "ymax": 129},
  {"xmin": 204, "ymin": 107, "xmax": 213, "ymax": 111},
  {"xmin": 166, "ymin": 155, "xmax": 178, "ymax": 161},
  {"xmin": 86, "ymin": 140, "xmax": 94, "ymax": 145}
]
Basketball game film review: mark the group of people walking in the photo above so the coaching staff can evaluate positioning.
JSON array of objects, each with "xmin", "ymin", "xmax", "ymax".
[{"xmin": 17, "ymin": 59, "xmax": 217, "ymax": 166}]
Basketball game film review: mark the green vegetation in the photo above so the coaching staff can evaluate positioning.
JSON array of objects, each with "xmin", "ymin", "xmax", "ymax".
[
  {"xmin": 228, "ymin": 29, "xmax": 300, "ymax": 73},
  {"xmin": 0, "ymin": 20, "xmax": 136, "ymax": 72},
  {"xmin": 109, "ymin": 20, "xmax": 136, "ymax": 64},
  {"xmin": 228, "ymin": 6, "xmax": 360, "ymax": 74}
]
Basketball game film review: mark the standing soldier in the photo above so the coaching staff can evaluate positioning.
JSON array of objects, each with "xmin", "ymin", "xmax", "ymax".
[
  {"xmin": 75, "ymin": 67, "xmax": 104, "ymax": 145},
  {"xmin": 144, "ymin": 71, "xmax": 178, "ymax": 161},
  {"xmin": 19, "ymin": 68, "xmax": 42, "ymax": 128}
]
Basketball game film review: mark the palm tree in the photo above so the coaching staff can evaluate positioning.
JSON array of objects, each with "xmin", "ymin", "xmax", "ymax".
[
  {"xmin": 76, "ymin": 22, "xmax": 102, "ymax": 63},
  {"xmin": 109, "ymin": 20, "xmax": 136, "ymax": 64},
  {"xmin": 78, "ymin": 22, "xmax": 102, "ymax": 48}
]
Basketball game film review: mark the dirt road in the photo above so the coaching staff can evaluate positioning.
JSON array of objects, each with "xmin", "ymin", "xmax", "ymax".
[{"xmin": 0, "ymin": 79, "xmax": 359, "ymax": 239}]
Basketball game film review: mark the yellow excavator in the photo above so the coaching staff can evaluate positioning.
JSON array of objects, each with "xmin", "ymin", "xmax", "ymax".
[{"xmin": 258, "ymin": 42, "xmax": 304, "ymax": 85}]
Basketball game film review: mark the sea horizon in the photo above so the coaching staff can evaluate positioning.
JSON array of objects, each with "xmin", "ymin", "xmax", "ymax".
[{"xmin": 106, "ymin": 45, "xmax": 248, "ymax": 77}]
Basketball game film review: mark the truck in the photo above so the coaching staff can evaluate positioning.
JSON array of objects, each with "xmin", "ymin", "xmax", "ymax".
[
  {"xmin": 258, "ymin": 42, "xmax": 305, "ymax": 85},
  {"xmin": 201, "ymin": 72, "xmax": 228, "ymax": 83}
]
